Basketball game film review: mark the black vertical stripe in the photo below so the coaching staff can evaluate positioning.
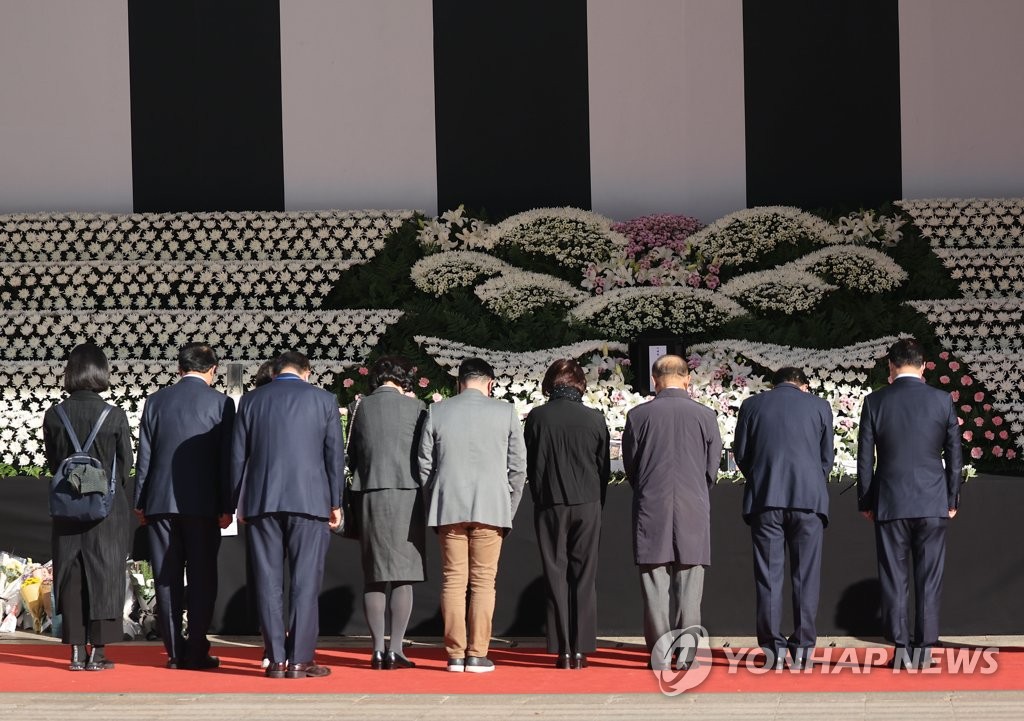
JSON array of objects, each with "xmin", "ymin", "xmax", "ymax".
[
  {"xmin": 128, "ymin": 1, "xmax": 284, "ymax": 212},
  {"xmin": 742, "ymin": 0, "xmax": 902, "ymax": 211},
  {"xmin": 432, "ymin": 1, "xmax": 591, "ymax": 220}
]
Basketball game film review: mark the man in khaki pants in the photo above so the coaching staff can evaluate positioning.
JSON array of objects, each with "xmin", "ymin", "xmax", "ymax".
[{"xmin": 418, "ymin": 358, "xmax": 527, "ymax": 673}]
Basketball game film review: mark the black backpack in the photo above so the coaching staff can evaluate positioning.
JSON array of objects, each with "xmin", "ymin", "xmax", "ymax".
[{"xmin": 49, "ymin": 404, "xmax": 117, "ymax": 523}]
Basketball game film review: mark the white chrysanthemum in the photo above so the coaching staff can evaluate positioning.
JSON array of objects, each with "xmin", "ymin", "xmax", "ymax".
[
  {"xmin": 488, "ymin": 207, "xmax": 628, "ymax": 268},
  {"xmin": 410, "ymin": 251, "xmax": 513, "ymax": 296},
  {"xmin": 568, "ymin": 286, "xmax": 745, "ymax": 337},
  {"xmin": 789, "ymin": 245, "xmax": 907, "ymax": 293},
  {"xmin": 719, "ymin": 268, "xmax": 837, "ymax": 314},
  {"xmin": 688, "ymin": 206, "xmax": 842, "ymax": 266},
  {"xmin": 475, "ymin": 272, "xmax": 588, "ymax": 320}
]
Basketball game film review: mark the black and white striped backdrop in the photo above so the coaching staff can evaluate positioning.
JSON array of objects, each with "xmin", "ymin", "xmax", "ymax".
[{"xmin": 1, "ymin": 0, "xmax": 1023, "ymax": 221}]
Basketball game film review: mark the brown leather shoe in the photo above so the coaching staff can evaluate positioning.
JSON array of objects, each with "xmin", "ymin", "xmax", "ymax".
[
  {"xmin": 265, "ymin": 662, "xmax": 287, "ymax": 679},
  {"xmin": 286, "ymin": 662, "xmax": 331, "ymax": 678}
]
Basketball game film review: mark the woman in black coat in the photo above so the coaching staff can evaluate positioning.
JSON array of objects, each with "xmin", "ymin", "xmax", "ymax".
[
  {"xmin": 42, "ymin": 343, "xmax": 134, "ymax": 671},
  {"xmin": 523, "ymin": 358, "xmax": 610, "ymax": 669}
]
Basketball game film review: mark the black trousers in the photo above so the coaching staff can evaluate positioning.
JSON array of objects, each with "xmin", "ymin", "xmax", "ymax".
[
  {"xmin": 875, "ymin": 517, "xmax": 948, "ymax": 650},
  {"xmin": 534, "ymin": 501, "xmax": 601, "ymax": 654},
  {"xmin": 750, "ymin": 509, "xmax": 824, "ymax": 658},
  {"xmin": 60, "ymin": 553, "xmax": 120, "ymax": 646},
  {"xmin": 148, "ymin": 514, "xmax": 222, "ymax": 663}
]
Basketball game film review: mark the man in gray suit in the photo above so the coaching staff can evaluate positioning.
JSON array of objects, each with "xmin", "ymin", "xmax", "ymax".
[
  {"xmin": 231, "ymin": 351, "xmax": 344, "ymax": 679},
  {"xmin": 134, "ymin": 342, "xmax": 235, "ymax": 670},
  {"xmin": 622, "ymin": 354, "xmax": 722, "ymax": 670},
  {"xmin": 418, "ymin": 358, "xmax": 527, "ymax": 674},
  {"xmin": 734, "ymin": 366, "xmax": 833, "ymax": 669}
]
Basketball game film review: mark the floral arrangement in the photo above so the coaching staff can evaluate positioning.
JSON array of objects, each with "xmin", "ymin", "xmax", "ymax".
[
  {"xmin": 0, "ymin": 259, "xmax": 353, "ymax": 311},
  {"xmin": 474, "ymin": 271, "xmax": 587, "ymax": 320},
  {"xmin": 907, "ymin": 298, "xmax": 1023, "ymax": 356},
  {"xmin": 0, "ymin": 210, "xmax": 411, "ymax": 262},
  {"xmin": 580, "ymin": 213, "xmax": 714, "ymax": 294},
  {"xmin": 687, "ymin": 206, "xmax": 843, "ymax": 267},
  {"xmin": 568, "ymin": 286, "xmax": 745, "ymax": 339},
  {"xmin": 409, "ymin": 250, "xmax": 513, "ymax": 296},
  {"xmin": 719, "ymin": 268, "xmax": 838, "ymax": 314},
  {"xmin": 897, "ymin": 198, "xmax": 1024, "ymax": 248},
  {"xmin": 416, "ymin": 205, "xmax": 493, "ymax": 252},
  {"xmin": 789, "ymin": 245, "xmax": 908, "ymax": 293},
  {"xmin": 932, "ymin": 248, "xmax": 1024, "ymax": 298},
  {"xmin": 835, "ymin": 209, "xmax": 906, "ymax": 247},
  {"xmin": 0, "ymin": 309, "xmax": 403, "ymax": 362},
  {"xmin": 488, "ymin": 207, "xmax": 628, "ymax": 268}
]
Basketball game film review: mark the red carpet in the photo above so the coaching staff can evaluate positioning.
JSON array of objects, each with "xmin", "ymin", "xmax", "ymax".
[{"xmin": 1, "ymin": 645, "xmax": 1023, "ymax": 695}]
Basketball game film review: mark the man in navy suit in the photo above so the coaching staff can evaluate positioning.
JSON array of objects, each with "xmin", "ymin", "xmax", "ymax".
[
  {"xmin": 135, "ymin": 342, "xmax": 235, "ymax": 670},
  {"xmin": 857, "ymin": 338, "xmax": 962, "ymax": 669},
  {"xmin": 231, "ymin": 351, "xmax": 343, "ymax": 679},
  {"xmin": 734, "ymin": 367, "xmax": 833, "ymax": 669}
]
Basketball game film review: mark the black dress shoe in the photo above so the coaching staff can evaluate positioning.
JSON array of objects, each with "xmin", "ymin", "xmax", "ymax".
[
  {"xmin": 383, "ymin": 650, "xmax": 416, "ymax": 670},
  {"xmin": 555, "ymin": 653, "xmax": 571, "ymax": 669},
  {"xmin": 68, "ymin": 645, "xmax": 87, "ymax": 671},
  {"xmin": 572, "ymin": 652, "xmax": 588, "ymax": 669},
  {"xmin": 286, "ymin": 662, "xmax": 331, "ymax": 678},
  {"xmin": 85, "ymin": 646, "xmax": 114, "ymax": 671},
  {"xmin": 265, "ymin": 662, "xmax": 287, "ymax": 679},
  {"xmin": 187, "ymin": 655, "xmax": 221, "ymax": 670},
  {"xmin": 166, "ymin": 658, "xmax": 181, "ymax": 670},
  {"xmin": 370, "ymin": 650, "xmax": 385, "ymax": 670}
]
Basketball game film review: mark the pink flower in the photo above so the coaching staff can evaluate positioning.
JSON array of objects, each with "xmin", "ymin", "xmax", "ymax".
[
  {"xmin": 974, "ymin": 392, "xmax": 985, "ymax": 402},
  {"xmin": 971, "ymin": 447, "xmax": 983, "ymax": 459},
  {"xmin": 950, "ymin": 390, "xmax": 960, "ymax": 401},
  {"xmin": 983, "ymin": 404, "xmax": 992, "ymax": 411},
  {"xmin": 939, "ymin": 375, "xmax": 950, "ymax": 384},
  {"xmin": 957, "ymin": 417, "xmax": 964, "ymax": 426},
  {"xmin": 704, "ymin": 274, "xmax": 720, "ymax": 290},
  {"xmin": 993, "ymin": 416, "xmax": 1004, "ymax": 426},
  {"xmin": 999, "ymin": 430, "xmax": 1009, "ymax": 440},
  {"xmin": 342, "ymin": 378, "xmax": 354, "ymax": 388},
  {"xmin": 686, "ymin": 271, "xmax": 702, "ymax": 288},
  {"xmin": 974, "ymin": 417, "xmax": 985, "ymax": 427},
  {"xmin": 418, "ymin": 377, "xmax": 430, "ymax": 388},
  {"xmin": 431, "ymin": 392, "xmax": 443, "ymax": 403},
  {"xmin": 1007, "ymin": 449, "xmax": 1017, "ymax": 460},
  {"xmin": 926, "ymin": 361, "xmax": 936, "ymax": 370},
  {"xmin": 985, "ymin": 430, "xmax": 995, "ymax": 441},
  {"xmin": 962, "ymin": 431, "xmax": 973, "ymax": 442},
  {"xmin": 939, "ymin": 351, "xmax": 950, "ymax": 360},
  {"xmin": 960, "ymin": 375, "xmax": 973, "ymax": 386},
  {"xmin": 357, "ymin": 367, "xmax": 369, "ymax": 376},
  {"xmin": 992, "ymin": 446, "xmax": 1004, "ymax": 457},
  {"xmin": 960, "ymin": 404, "xmax": 973, "ymax": 413},
  {"xmin": 949, "ymin": 361, "xmax": 960, "ymax": 371}
]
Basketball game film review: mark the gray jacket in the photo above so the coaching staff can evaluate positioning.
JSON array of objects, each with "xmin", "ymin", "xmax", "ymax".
[
  {"xmin": 418, "ymin": 388, "xmax": 527, "ymax": 530},
  {"xmin": 347, "ymin": 385, "xmax": 426, "ymax": 491}
]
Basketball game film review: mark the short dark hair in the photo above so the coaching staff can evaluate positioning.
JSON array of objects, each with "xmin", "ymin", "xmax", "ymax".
[
  {"xmin": 63, "ymin": 342, "xmax": 110, "ymax": 393},
  {"xmin": 887, "ymin": 338, "xmax": 925, "ymax": 368},
  {"xmin": 274, "ymin": 350, "xmax": 310, "ymax": 375},
  {"xmin": 178, "ymin": 342, "xmax": 218, "ymax": 373},
  {"xmin": 252, "ymin": 359, "xmax": 276, "ymax": 388},
  {"xmin": 651, "ymin": 354, "xmax": 689, "ymax": 379},
  {"xmin": 370, "ymin": 356, "xmax": 412, "ymax": 391},
  {"xmin": 772, "ymin": 366, "xmax": 809, "ymax": 387},
  {"xmin": 541, "ymin": 358, "xmax": 586, "ymax": 396},
  {"xmin": 458, "ymin": 357, "xmax": 495, "ymax": 385}
]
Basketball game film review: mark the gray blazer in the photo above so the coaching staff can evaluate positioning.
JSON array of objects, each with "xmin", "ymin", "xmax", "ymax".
[
  {"xmin": 347, "ymin": 385, "xmax": 426, "ymax": 491},
  {"xmin": 418, "ymin": 388, "xmax": 527, "ymax": 531}
]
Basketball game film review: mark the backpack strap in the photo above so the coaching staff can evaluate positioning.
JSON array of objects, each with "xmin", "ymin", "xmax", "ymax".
[{"xmin": 55, "ymin": 403, "xmax": 112, "ymax": 454}]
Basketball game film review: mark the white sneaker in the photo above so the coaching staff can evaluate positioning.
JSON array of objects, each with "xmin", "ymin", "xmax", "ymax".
[
  {"xmin": 447, "ymin": 658, "xmax": 465, "ymax": 672},
  {"xmin": 465, "ymin": 656, "xmax": 495, "ymax": 673}
]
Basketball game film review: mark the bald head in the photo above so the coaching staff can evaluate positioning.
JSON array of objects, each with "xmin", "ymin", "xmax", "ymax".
[{"xmin": 652, "ymin": 354, "xmax": 690, "ymax": 392}]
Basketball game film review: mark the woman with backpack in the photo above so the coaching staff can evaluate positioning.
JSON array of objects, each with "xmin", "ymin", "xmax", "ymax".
[{"xmin": 42, "ymin": 343, "xmax": 134, "ymax": 671}]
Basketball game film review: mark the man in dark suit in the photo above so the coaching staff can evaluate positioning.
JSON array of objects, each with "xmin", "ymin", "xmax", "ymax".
[
  {"xmin": 734, "ymin": 367, "xmax": 833, "ymax": 669},
  {"xmin": 134, "ymin": 342, "xmax": 235, "ymax": 670},
  {"xmin": 857, "ymin": 338, "xmax": 962, "ymax": 670},
  {"xmin": 622, "ymin": 354, "xmax": 722, "ymax": 670},
  {"xmin": 231, "ymin": 351, "xmax": 344, "ymax": 679}
]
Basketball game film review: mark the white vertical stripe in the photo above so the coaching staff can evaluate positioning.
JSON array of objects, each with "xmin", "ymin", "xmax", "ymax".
[
  {"xmin": 587, "ymin": 0, "xmax": 746, "ymax": 224},
  {"xmin": 279, "ymin": 0, "xmax": 437, "ymax": 214},
  {"xmin": 900, "ymin": 0, "xmax": 1024, "ymax": 199},
  {"xmin": 0, "ymin": 1, "xmax": 132, "ymax": 214}
]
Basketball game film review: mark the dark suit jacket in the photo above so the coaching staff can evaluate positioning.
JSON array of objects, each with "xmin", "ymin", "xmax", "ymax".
[
  {"xmin": 346, "ymin": 385, "xmax": 426, "ymax": 491},
  {"xmin": 524, "ymin": 397, "xmax": 610, "ymax": 507},
  {"xmin": 622, "ymin": 388, "xmax": 722, "ymax": 566},
  {"xmin": 734, "ymin": 383, "xmax": 834, "ymax": 525},
  {"xmin": 857, "ymin": 376, "xmax": 963, "ymax": 521},
  {"xmin": 230, "ymin": 373, "xmax": 344, "ymax": 519},
  {"xmin": 134, "ymin": 375, "xmax": 236, "ymax": 517}
]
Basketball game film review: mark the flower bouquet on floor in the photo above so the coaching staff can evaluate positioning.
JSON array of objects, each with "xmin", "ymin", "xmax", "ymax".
[
  {"xmin": 126, "ymin": 559, "xmax": 157, "ymax": 639},
  {"xmin": 0, "ymin": 551, "xmax": 28, "ymax": 633},
  {"xmin": 17, "ymin": 561, "xmax": 52, "ymax": 633}
]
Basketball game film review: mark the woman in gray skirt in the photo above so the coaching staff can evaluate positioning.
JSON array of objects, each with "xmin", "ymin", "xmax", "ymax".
[{"xmin": 345, "ymin": 356, "xmax": 427, "ymax": 669}]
